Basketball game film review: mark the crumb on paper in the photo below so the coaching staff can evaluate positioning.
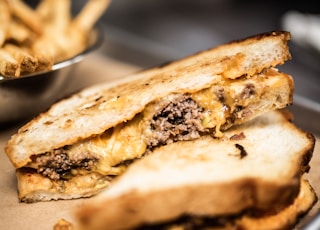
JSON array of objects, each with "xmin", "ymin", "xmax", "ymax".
[{"xmin": 53, "ymin": 218, "xmax": 74, "ymax": 230}]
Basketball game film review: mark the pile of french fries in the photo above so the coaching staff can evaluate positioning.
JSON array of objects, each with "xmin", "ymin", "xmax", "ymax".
[{"xmin": 0, "ymin": 0, "xmax": 111, "ymax": 78}]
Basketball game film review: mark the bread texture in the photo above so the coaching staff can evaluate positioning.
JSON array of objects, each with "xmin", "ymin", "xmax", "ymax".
[
  {"xmin": 15, "ymin": 169, "xmax": 110, "ymax": 202},
  {"xmin": 53, "ymin": 179, "xmax": 317, "ymax": 230},
  {"xmin": 75, "ymin": 110, "xmax": 315, "ymax": 230},
  {"xmin": 223, "ymin": 179, "xmax": 317, "ymax": 230},
  {"xmin": 5, "ymin": 31, "xmax": 292, "ymax": 169},
  {"xmin": 124, "ymin": 179, "xmax": 316, "ymax": 230}
]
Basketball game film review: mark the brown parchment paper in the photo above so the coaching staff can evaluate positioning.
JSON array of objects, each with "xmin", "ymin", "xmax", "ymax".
[{"xmin": 0, "ymin": 54, "xmax": 319, "ymax": 230}]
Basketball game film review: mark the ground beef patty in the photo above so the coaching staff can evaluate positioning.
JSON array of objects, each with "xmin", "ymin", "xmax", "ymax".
[
  {"xmin": 147, "ymin": 95, "xmax": 207, "ymax": 148},
  {"xmin": 36, "ymin": 149, "xmax": 97, "ymax": 180}
]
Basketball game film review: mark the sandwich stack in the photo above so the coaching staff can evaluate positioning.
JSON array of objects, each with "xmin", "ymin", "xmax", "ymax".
[{"xmin": 4, "ymin": 31, "xmax": 317, "ymax": 230}]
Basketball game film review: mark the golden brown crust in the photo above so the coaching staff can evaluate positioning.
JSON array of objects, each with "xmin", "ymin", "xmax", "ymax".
[
  {"xmin": 77, "ymin": 180, "xmax": 301, "ymax": 230},
  {"xmin": 231, "ymin": 179, "xmax": 317, "ymax": 230},
  {"xmin": 230, "ymin": 31, "xmax": 291, "ymax": 46},
  {"xmin": 16, "ymin": 168, "xmax": 110, "ymax": 202},
  {"xmin": 129, "ymin": 179, "xmax": 317, "ymax": 230},
  {"xmin": 58, "ymin": 179, "xmax": 316, "ymax": 230}
]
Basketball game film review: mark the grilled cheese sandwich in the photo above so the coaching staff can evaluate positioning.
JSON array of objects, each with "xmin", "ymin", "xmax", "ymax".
[{"xmin": 5, "ymin": 31, "xmax": 294, "ymax": 202}]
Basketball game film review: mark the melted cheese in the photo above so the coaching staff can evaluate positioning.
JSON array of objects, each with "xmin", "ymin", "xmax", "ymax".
[
  {"xmin": 191, "ymin": 86, "xmax": 226, "ymax": 136},
  {"xmin": 67, "ymin": 114, "xmax": 147, "ymax": 176},
  {"xmin": 33, "ymin": 74, "xmax": 269, "ymax": 179}
]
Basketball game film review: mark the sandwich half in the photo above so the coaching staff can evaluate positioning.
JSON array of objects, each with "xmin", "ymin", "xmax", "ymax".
[
  {"xmin": 5, "ymin": 31, "xmax": 294, "ymax": 202},
  {"xmin": 75, "ymin": 110, "xmax": 316, "ymax": 230}
]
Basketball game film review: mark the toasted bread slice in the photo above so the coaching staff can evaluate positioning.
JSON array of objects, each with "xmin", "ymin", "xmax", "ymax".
[
  {"xmin": 224, "ymin": 179, "xmax": 317, "ymax": 230},
  {"xmin": 53, "ymin": 179, "xmax": 317, "ymax": 230},
  {"xmin": 75, "ymin": 110, "xmax": 315, "ymax": 230},
  {"xmin": 15, "ymin": 168, "xmax": 110, "ymax": 202},
  {"xmin": 6, "ymin": 31, "xmax": 292, "ymax": 169},
  {"xmin": 109, "ymin": 178, "xmax": 315, "ymax": 230},
  {"xmin": 128, "ymin": 179, "xmax": 317, "ymax": 230}
]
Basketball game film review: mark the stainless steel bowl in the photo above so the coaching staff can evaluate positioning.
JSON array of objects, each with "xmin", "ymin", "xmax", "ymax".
[{"xmin": 0, "ymin": 27, "xmax": 103, "ymax": 126}]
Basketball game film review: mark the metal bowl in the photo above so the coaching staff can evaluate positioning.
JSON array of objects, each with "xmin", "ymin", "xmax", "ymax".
[{"xmin": 0, "ymin": 27, "xmax": 103, "ymax": 126}]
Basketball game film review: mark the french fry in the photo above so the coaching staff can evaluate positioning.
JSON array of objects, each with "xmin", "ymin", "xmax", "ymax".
[
  {"xmin": 3, "ymin": 44, "xmax": 38, "ymax": 75},
  {"xmin": 0, "ymin": 0, "xmax": 112, "ymax": 78},
  {"xmin": 36, "ymin": 0, "xmax": 71, "ymax": 32},
  {"xmin": 7, "ymin": 20, "xmax": 35, "ymax": 45},
  {"xmin": 32, "ymin": 34, "xmax": 66, "ymax": 63},
  {"xmin": 31, "ymin": 50, "xmax": 54, "ymax": 72},
  {"xmin": 49, "ymin": 0, "xmax": 71, "ymax": 31},
  {"xmin": 35, "ymin": 0, "xmax": 111, "ymax": 63},
  {"xmin": 71, "ymin": 0, "xmax": 111, "ymax": 33},
  {"xmin": 55, "ymin": 30, "xmax": 86, "ymax": 62},
  {"xmin": 35, "ymin": 0, "xmax": 53, "ymax": 20},
  {"xmin": 6, "ymin": 0, "xmax": 43, "ymax": 35},
  {"xmin": 0, "ymin": 0, "xmax": 10, "ymax": 47},
  {"xmin": 57, "ymin": 0, "xmax": 112, "ymax": 61},
  {"xmin": 0, "ymin": 50, "xmax": 20, "ymax": 77}
]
